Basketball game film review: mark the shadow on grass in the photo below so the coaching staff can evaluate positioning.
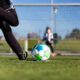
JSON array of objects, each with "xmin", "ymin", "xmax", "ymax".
[
  {"xmin": 27, "ymin": 58, "xmax": 37, "ymax": 61},
  {"xmin": 8, "ymin": 56, "xmax": 80, "ymax": 61},
  {"xmin": 9, "ymin": 58, "xmax": 80, "ymax": 61},
  {"xmin": 49, "ymin": 57, "xmax": 80, "ymax": 61},
  {"xmin": 9, "ymin": 57, "xmax": 36, "ymax": 61}
]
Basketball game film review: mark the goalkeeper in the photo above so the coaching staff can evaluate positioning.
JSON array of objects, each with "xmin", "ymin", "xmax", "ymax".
[{"xmin": 42, "ymin": 27, "xmax": 55, "ymax": 56}]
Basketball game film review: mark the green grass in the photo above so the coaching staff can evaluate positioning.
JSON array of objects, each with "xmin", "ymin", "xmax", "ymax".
[
  {"xmin": 56, "ymin": 40, "xmax": 80, "ymax": 53},
  {"xmin": 0, "ymin": 40, "xmax": 80, "ymax": 53},
  {"xmin": 0, "ymin": 40, "xmax": 38, "ymax": 53},
  {"xmin": 0, "ymin": 55, "xmax": 80, "ymax": 80}
]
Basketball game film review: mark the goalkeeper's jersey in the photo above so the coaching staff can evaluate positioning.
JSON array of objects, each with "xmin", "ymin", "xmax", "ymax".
[{"xmin": 43, "ymin": 33, "xmax": 54, "ymax": 43}]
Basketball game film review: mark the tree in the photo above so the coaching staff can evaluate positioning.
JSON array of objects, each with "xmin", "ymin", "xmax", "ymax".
[
  {"xmin": 70, "ymin": 29, "xmax": 80, "ymax": 40},
  {"xmin": 65, "ymin": 35, "xmax": 70, "ymax": 40},
  {"xmin": 27, "ymin": 32, "xmax": 41, "ymax": 40},
  {"xmin": 65, "ymin": 28, "xmax": 80, "ymax": 40}
]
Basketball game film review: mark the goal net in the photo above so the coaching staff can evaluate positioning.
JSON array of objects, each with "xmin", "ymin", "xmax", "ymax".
[{"xmin": 0, "ymin": 2, "xmax": 80, "ymax": 54}]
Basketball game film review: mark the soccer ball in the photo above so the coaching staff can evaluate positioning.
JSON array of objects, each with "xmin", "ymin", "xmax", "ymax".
[{"xmin": 31, "ymin": 43, "xmax": 51, "ymax": 61}]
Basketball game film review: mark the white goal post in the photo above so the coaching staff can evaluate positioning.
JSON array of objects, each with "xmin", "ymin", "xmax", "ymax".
[{"xmin": 14, "ymin": 3, "xmax": 80, "ymax": 6}]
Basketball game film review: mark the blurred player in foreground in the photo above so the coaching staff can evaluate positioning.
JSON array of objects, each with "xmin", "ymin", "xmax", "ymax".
[
  {"xmin": 0, "ymin": 0, "xmax": 27, "ymax": 60},
  {"xmin": 42, "ymin": 27, "xmax": 55, "ymax": 56}
]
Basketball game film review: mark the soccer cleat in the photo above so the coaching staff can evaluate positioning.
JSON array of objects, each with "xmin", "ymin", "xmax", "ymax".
[
  {"xmin": 51, "ymin": 53, "xmax": 55, "ymax": 57},
  {"xmin": 25, "ymin": 51, "xmax": 28, "ymax": 58},
  {"xmin": 19, "ymin": 52, "xmax": 28, "ymax": 60}
]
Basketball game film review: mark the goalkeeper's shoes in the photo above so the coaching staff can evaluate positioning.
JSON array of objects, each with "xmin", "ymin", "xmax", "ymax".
[{"xmin": 51, "ymin": 53, "xmax": 55, "ymax": 57}]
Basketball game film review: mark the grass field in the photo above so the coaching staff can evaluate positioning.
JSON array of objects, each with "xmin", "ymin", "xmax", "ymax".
[
  {"xmin": 0, "ymin": 40, "xmax": 80, "ymax": 53},
  {"xmin": 0, "ymin": 55, "xmax": 80, "ymax": 80}
]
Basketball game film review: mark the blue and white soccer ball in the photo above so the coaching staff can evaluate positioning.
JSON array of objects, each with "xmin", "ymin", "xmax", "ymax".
[{"xmin": 31, "ymin": 43, "xmax": 51, "ymax": 61}]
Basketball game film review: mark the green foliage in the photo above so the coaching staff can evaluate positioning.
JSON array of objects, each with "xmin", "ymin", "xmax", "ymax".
[
  {"xmin": 71, "ymin": 28, "xmax": 80, "ymax": 39},
  {"xmin": 0, "ymin": 56, "xmax": 80, "ymax": 80},
  {"xmin": 65, "ymin": 28, "xmax": 80, "ymax": 40}
]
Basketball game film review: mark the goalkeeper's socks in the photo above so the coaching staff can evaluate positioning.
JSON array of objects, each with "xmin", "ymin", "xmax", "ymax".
[{"xmin": 51, "ymin": 53, "xmax": 55, "ymax": 57}]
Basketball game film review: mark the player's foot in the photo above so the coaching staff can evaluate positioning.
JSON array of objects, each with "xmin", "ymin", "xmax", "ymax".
[
  {"xmin": 51, "ymin": 53, "xmax": 55, "ymax": 57},
  {"xmin": 19, "ymin": 52, "xmax": 28, "ymax": 60}
]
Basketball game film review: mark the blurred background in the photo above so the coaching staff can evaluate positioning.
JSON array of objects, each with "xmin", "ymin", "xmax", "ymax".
[{"xmin": 0, "ymin": 0, "xmax": 80, "ymax": 54}]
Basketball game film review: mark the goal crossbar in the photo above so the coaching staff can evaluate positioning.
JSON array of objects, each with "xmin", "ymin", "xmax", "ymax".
[{"xmin": 14, "ymin": 3, "xmax": 80, "ymax": 6}]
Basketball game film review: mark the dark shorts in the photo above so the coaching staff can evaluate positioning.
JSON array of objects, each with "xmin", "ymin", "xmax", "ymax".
[{"xmin": 0, "ymin": 7, "xmax": 19, "ymax": 27}]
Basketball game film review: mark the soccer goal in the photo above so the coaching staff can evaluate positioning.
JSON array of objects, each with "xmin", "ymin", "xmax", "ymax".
[{"xmin": 9, "ymin": 2, "xmax": 80, "ymax": 55}]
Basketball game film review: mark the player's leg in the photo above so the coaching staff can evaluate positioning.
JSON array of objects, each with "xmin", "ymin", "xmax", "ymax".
[
  {"xmin": 0, "ymin": 21, "xmax": 27, "ymax": 60},
  {"xmin": 0, "ymin": 7, "xmax": 28, "ymax": 60},
  {"xmin": 49, "ymin": 44, "xmax": 55, "ymax": 56},
  {"xmin": 46, "ymin": 41, "xmax": 54, "ymax": 56},
  {"xmin": 0, "ymin": 7, "xmax": 19, "ymax": 26}
]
